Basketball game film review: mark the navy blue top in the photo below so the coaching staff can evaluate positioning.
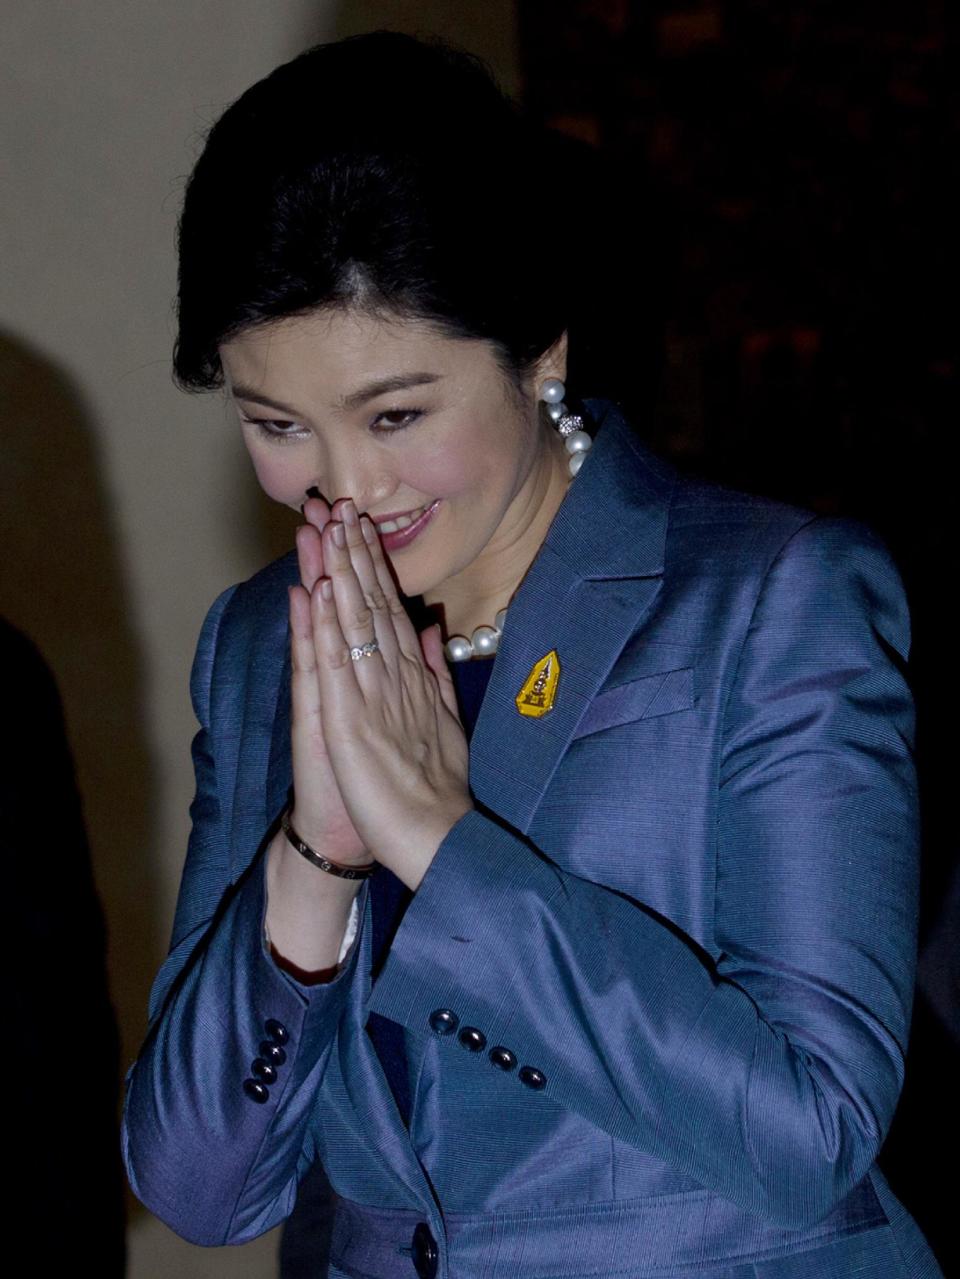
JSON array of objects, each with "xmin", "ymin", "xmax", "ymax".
[{"xmin": 365, "ymin": 655, "xmax": 495, "ymax": 1126}]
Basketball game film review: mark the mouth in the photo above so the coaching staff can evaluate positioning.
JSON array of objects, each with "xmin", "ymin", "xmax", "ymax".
[{"xmin": 372, "ymin": 499, "xmax": 441, "ymax": 551}]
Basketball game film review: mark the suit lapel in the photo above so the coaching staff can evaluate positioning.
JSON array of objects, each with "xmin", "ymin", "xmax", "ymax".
[
  {"xmin": 467, "ymin": 400, "xmax": 674, "ymax": 832},
  {"xmin": 468, "ymin": 564, "xmax": 664, "ymax": 832}
]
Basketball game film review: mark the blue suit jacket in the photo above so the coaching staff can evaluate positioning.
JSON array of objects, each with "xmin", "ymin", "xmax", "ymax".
[{"xmin": 123, "ymin": 400, "xmax": 943, "ymax": 1277}]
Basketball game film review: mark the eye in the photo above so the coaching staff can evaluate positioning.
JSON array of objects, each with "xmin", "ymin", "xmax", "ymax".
[
  {"xmin": 372, "ymin": 408, "xmax": 422, "ymax": 434},
  {"xmin": 239, "ymin": 414, "xmax": 308, "ymax": 442}
]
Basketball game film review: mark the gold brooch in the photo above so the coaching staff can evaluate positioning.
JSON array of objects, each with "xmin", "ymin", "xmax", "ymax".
[{"xmin": 516, "ymin": 650, "xmax": 560, "ymax": 718}]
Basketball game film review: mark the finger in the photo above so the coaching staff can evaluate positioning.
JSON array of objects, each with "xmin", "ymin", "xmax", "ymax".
[
  {"xmin": 420, "ymin": 623, "xmax": 461, "ymax": 723},
  {"xmin": 322, "ymin": 518, "xmax": 385, "ymax": 691},
  {"xmin": 310, "ymin": 575, "xmax": 365, "ymax": 721},
  {"xmin": 328, "ymin": 496, "xmax": 353, "ymax": 520},
  {"xmin": 288, "ymin": 584, "xmax": 324, "ymax": 743},
  {"xmin": 296, "ymin": 523, "xmax": 325, "ymax": 593},
  {"xmin": 322, "ymin": 495, "xmax": 358, "ymax": 534},
  {"xmin": 359, "ymin": 515, "xmax": 424, "ymax": 662},
  {"xmin": 298, "ymin": 495, "xmax": 351, "ymax": 589},
  {"xmin": 302, "ymin": 494, "xmax": 332, "ymax": 534},
  {"xmin": 339, "ymin": 501, "xmax": 401, "ymax": 666}
]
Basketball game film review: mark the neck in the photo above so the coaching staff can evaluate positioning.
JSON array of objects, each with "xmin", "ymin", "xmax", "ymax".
[{"xmin": 424, "ymin": 427, "xmax": 570, "ymax": 639}]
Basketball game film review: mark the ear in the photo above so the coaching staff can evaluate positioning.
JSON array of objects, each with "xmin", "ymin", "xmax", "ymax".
[{"xmin": 531, "ymin": 330, "xmax": 569, "ymax": 391}]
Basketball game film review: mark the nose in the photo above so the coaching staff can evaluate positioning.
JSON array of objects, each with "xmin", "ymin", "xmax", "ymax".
[{"xmin": 309, "ymin": 442, "xmax": 394, "ymax": 514}]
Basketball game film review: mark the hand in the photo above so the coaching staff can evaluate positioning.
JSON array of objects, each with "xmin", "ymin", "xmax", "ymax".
[
  {"xmin": 286, "ymin": 495, "xmax": 371, "ymax": 867},
  {"xmin": 299, "ymin": 497, "xmax": 473, "ymax": 890}
]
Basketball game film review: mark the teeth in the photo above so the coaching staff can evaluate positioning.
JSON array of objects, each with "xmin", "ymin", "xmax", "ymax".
[{"xmin": 376, "ymin": 504, "xmax": 427, "ymax": 534}]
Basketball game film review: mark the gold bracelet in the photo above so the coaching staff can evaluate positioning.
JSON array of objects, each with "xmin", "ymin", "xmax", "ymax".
[{"xmin": 281, "ymin": 809, "xmax": 378, "ymax": 880}]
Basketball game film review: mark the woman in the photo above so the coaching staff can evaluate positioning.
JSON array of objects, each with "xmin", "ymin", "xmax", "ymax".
[{"xmin": 122, "ymin": 32, "xmax": 943, "ymax": 1279}]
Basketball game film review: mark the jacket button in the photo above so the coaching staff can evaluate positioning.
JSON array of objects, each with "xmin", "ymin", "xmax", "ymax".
[
  {"xmin": 428, "ymin": 1008, "xmax": 459, "ymax": 1035},
  {"xmin": 265, "ymin": 1018, "xmax": 289, "ymax": 1045},
  {"xmin": 410, "ymin": 1221, "xmax": 438, "ymax": 1279},
  {"xmin": 489, "ymin": 1045, "xmax": 517, "ymax": 1071},
  {"xmin": 519, "ymin": 1065, "xmax": 547, "ymax": 1090},
  {"xmin": 243, "ymin": 1079, "xmax": 270, "ymax": 1104},
  {"xmin": 259, "ymin": 1040, "xmax": 287, "ymax": 1067},
  {"xmin": 251, "ymin": 1057, "xmax": 278, "ymax": 1085},
  {"xmin": 458, "ymin": 1026, "xmax": 486, "ymax": 1052}
]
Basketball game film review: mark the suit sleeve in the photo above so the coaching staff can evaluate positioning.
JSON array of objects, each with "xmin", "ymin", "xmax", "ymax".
[
  {"xmin": 367, "ymin": 516, "xmax": 919, "ymax": 1229},
  {"xmin": 121, "ymin": 586, "xmax": 368, "ymax": 1246}
]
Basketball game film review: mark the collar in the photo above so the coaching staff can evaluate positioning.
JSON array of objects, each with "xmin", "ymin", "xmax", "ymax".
[{"xmin": 545, "ymin": 397, "xmax": 674, "ymax": 581}]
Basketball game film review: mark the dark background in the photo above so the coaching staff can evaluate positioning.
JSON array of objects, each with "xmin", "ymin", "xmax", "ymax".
[{"xmin": 517, "ymin": 1, "xmax": 956, "ymax": 1270}]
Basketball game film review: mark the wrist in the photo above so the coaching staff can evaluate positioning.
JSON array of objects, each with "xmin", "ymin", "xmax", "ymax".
[
  {"xmin": 283, "ymin": 810, "xmax": 376, "ymax": 879},
  {"xmin": 286, "ymin": 807, "xmax": 375, "ymax": 871},
  {"xmin": 264, "ymin": 832, "xmax": 361, "ymax": 977},
  {"xmin": 384, "ymin": 800, "xmax": 474, "ymax": 892},
  {"xmin": 268, "ymin": 828, "xmax": 364, "ymax": 900}
]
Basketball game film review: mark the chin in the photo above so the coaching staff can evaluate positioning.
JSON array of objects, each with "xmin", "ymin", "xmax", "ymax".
[
  {"xmin": 392, "ymin": 565, "xmax": 434, "ymax": 600},
  {"xmin": 385, "ymin": 550, "xmax": 447, "ymax": 602}
]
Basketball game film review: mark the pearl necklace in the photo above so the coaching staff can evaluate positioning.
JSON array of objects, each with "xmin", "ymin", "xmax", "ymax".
[{"xmin": 444, "ymin": 392, "xmax": 593, "ymax": 663}]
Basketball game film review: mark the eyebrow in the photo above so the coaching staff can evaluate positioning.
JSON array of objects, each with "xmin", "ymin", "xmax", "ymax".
[
  {"xmin": 229, "ymin": 372, "xmax": 442, "ymax": 416},
  {"xmin": 339, "ymin": 372, "xmax": 441, "ymax": 410}
]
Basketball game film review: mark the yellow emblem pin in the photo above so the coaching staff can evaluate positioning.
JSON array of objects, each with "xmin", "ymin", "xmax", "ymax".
[{"xmin": 515, "ymin": 649, "xmax": 561, "ymax": 718}]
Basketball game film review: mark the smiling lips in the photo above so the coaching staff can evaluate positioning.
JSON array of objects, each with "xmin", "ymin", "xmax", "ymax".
[
  {"xmin": 372, "ymin": 504, "xmax": 431, "ymax": 534},
  {"xmin": 372, "ymin": 499, "xmax": 441, "ymax": 550}
]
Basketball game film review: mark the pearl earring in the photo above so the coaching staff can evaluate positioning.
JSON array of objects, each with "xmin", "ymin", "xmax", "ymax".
[
  {"xmin": 442, "ymin": 380, "xmax": 593, "ymax": 662},
  {"xmin": 540, "ymin": 378, "xmax": 593, "ymax": 477}
]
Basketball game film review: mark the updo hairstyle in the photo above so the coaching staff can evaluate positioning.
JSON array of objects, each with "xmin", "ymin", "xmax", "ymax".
[{"xmin": 173, "ymin": 31, "xmax": 571, "ymax": 396}]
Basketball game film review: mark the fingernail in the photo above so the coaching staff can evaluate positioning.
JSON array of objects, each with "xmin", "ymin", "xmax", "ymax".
[
  {"xmin": 332, "ymin": 523, "xmax": 345, "ymax": 547},
  {"xmin": 306, "ymin": 485, "xmax": 322, "ymax": 500},
  {"xmin": 343, "ymin": 499, "xmax": 358, "ymax": 525},
  {"xmin": 320, "ymin": 578, "xmax": 332, "ymax": 601},
  {"xmin": 361, "ymin": 516, "xmax": 376, "ymax": 543}
]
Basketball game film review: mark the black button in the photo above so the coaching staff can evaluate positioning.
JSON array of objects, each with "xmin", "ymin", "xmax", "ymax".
[
  {"xmin": 428, "ymin": 1008, "xmax": 459, "ymax": 1035},
  {"xmin": 265, "ymin": 1018, "xmax": 289, "ymax": 1045},
  {"xmin": 519, "ymin": 1065, "xmax": 547, "ymax": 1090},
  {"xmin": 489, "ymin": 1045, "xmax": 517, "ymax": 1071},
  {"xmin": 243, "ymin": 1079, "xmax": 270, "ymax": 1104},
  {"xmin": 457, "ymin": 1026, "xmax": 487, "ymax": 1052},
  {"xmin": 259, "ymin": 1040, "xmax": 287, "ymax": 1067},
  {"xmin": 251, "ymin": 1057, "xmax": 277, "ymax": 1085},
  {"xmin": 410, "ymin": 1221, "xmax": 438, "ymax": 1279}
]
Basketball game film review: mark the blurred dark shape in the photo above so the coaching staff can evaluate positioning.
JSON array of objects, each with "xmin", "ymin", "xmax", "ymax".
[
  {"xmin": 518, "ymin": 0, "xmax": 952, "ymax": 520},
  {"xmin": 519, "ymin": 2, "xmax": 954, "ymax": 1271},
  {"xmin": 0, "ymin": 330, "xmax": 158, "ymax": 1091},
  {"xmin": 550, "ymin": 126, "xmax": 675, "ymax": 421},
  {"xmin": 2, "ymin": 617, "xmax": 125, "ymax": 1273}
]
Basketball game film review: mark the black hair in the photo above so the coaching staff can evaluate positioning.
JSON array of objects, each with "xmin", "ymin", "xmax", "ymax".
[{"xmin": 173, "ymin": 31, "xmax": 570, "ymax": 394}]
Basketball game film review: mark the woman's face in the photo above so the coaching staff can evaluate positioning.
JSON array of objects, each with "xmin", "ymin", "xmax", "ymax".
[{"xmin": 219, "ymin": 307, "xmax": 568, "ymax": 612}]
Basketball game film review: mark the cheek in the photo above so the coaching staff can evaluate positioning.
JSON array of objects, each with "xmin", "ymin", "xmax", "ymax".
[
  {"xmin": 246, "ymin": 445, "xmax": 310, "ymax": 506},
  {"xmin": 402, "ymin": 438, "xmax": 498, "ymax": 501}
]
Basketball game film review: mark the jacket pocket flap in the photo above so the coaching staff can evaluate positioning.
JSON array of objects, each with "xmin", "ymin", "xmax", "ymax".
[{"xmin": 573, "ymin": 667, "xmax": 695, "ymax": 740}]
